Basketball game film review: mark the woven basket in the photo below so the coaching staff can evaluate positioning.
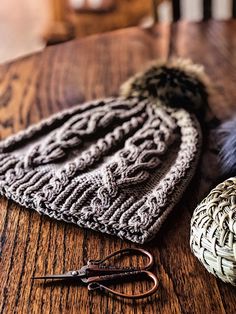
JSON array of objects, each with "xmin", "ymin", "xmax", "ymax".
[{"xmin": 190, "ymin": 177, "xmax": 236, "ymax": 285}]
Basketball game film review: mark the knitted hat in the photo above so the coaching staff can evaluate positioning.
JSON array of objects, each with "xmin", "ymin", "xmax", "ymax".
[{"xmin": 0, "ymin": 59, "xmax": 209, "ymax": 243}]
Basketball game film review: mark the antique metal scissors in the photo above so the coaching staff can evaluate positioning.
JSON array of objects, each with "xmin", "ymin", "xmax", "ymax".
[{"xmin": 32, "ymin": 248, "xmax": 158, "ymax": 299}]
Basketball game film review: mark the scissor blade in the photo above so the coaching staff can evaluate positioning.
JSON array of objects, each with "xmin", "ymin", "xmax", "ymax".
[
  {"xmin": 32, "ymin": 269, "xmax": 85, "ymax": 280},
  {"xmin": 32, "ymin": 274, "xmax": 77, "ymax": 280}
]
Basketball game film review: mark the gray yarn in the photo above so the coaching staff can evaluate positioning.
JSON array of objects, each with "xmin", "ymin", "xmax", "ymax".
[{"xmin": 0, "ymin": 59, "xmax": 208, "ymax": 243}]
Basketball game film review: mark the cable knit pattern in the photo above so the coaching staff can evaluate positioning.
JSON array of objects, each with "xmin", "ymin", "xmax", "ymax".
[{"xmin": 0, "ymin": 59, "xmax": 208, "ymax": 243}]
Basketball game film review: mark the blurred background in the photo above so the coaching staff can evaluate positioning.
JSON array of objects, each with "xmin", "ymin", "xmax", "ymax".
[{"xmin": 0, "ymin": 0, "xmax": 235, "ymax": 64}]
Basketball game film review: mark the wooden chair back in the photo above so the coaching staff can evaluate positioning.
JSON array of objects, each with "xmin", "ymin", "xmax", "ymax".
[{"xmin": 169, "ymin": 0, "xmax": 236, "ymax": 22}]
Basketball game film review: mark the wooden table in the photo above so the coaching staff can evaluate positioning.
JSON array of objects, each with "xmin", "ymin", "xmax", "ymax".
[{"xmin": 1, "ymin": 20, "xmax": 236, "ymax": 314}]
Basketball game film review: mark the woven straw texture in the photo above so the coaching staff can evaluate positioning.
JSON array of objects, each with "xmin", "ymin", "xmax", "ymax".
[{"xmin": 190, "ymin": 177, "xmax": 236, "ymax": 285}]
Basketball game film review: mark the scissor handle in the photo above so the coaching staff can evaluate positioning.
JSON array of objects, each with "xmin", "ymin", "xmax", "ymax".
[
  {"xmin": 87, "ymin": 270, "xmax": 158, "ymax": 299},
  {"xmin": 88, "ymin": 248, "xmax": 154, "ymax": 270}
]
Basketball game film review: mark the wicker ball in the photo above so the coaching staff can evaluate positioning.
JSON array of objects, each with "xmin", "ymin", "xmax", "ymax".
[{"xmin": 190, "ymin": 177, "xmax": 236, "ymax": 285}]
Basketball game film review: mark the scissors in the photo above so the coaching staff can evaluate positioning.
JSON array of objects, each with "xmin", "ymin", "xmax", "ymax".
[{"xmin": 32, "ymin": 248, "xmax": 158, "ymax": 299}]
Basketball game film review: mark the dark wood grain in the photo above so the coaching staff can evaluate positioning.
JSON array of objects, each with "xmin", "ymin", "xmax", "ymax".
[
  {"xmin": 233, "ymin": 0, "xmax": 236, "ymax": 18},
  {"xmin": 1, "ymin": 21, "xmax": 236, "ymax": 314},
  {"xmin": 171, "ymin": 0, "xmax": 181, "ymax": 22},
  {"xmin": 203, "ymin": 0, "xmax": 212, "ymax": 20}
]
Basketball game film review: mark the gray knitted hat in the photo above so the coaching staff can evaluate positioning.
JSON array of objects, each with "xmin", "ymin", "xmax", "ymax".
[{"xmin": 0, "ymin": 59, "xmax": 209, "ymax": 243}]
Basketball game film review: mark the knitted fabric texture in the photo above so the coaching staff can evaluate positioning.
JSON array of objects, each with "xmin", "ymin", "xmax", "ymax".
[{"xmin": 0, "ymin": 59, "xmax": 208, "ymax": 243}]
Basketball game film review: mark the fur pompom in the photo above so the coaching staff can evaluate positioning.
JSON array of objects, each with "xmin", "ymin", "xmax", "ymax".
[
  {"xmin": 218, "ymin": 117, "xmax": 236, "ymax": 176},
  {"xmin": 120, "ymin": 58, "xmax": 210, "ymax": 113}
]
